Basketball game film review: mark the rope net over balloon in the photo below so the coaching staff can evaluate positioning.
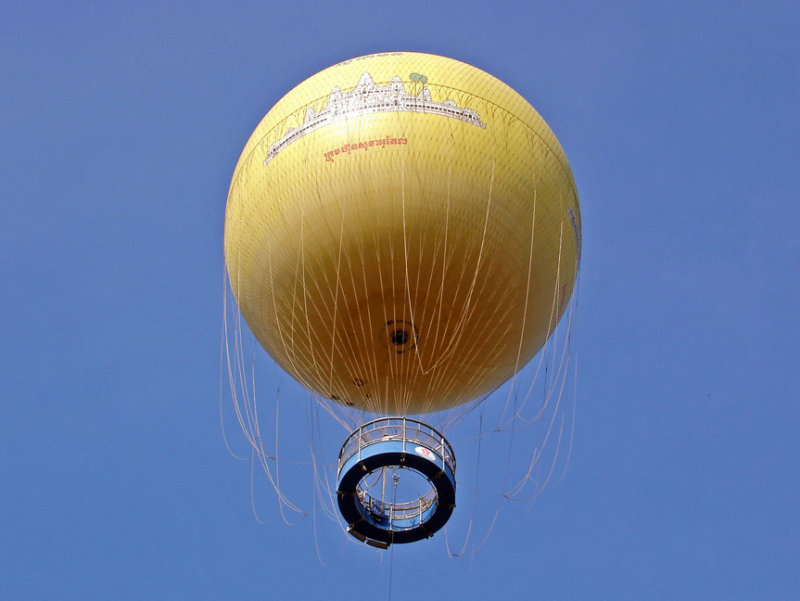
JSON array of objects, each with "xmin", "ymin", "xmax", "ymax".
[
  {"xmin": 220, "ymin": 52, "xmax": 580, "ymax": 555},
  {"xmin": 220, "ymin": 274, "xmax": 579, "ymax": 556}
]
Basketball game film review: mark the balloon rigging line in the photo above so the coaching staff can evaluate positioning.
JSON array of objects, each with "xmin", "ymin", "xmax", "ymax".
[
  {"xmin": 220, "ymin": 269, "xmax": 249, "ymax": 461},
  {"xmin": 224, "ymin": 284, "xmax": 308, "ymax": 520},
  {"xmin": 498, "ymin": 165, "xmax": 538, "ymax": 426}
]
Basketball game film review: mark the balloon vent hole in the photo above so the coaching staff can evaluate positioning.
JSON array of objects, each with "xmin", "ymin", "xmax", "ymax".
[
  {"xmin": 383, "ymin": 320, "xmax": 418, "ymax": 354},
  {"xmin": 391, "ymin": 330, "xmax": 409, "ymax": 345}
]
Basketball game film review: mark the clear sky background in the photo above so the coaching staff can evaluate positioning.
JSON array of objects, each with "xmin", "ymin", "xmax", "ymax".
[{"xmin": 2, "ymin": 1, "xmax": 798, "ymax": 599}]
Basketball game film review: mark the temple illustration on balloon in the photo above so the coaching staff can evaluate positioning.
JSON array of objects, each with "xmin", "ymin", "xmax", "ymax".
[{"xmin": 264, "ymin": 72, "xmax": 486, "ymax": 164}]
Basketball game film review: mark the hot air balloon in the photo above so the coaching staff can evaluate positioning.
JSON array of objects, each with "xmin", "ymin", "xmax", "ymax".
[{"xmin": 224, "ymin": 52, "xmax": 580, "ymax": 548}]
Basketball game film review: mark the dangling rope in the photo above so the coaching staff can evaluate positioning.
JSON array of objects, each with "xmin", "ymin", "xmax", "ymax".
[{"xmin": 387, "ymin": 469, "xmax": 399, "ymax": 601}]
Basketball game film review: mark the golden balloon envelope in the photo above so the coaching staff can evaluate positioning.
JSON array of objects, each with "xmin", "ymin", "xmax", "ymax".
[{"xmin": 225, "ymin": 52, "xmax": 580, "ymax": 415}]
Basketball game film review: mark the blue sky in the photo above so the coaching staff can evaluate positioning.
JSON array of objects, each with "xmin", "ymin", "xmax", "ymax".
[{"xmin": 2, "ymin": 1, "xmax": 798, "ymax": 599}]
